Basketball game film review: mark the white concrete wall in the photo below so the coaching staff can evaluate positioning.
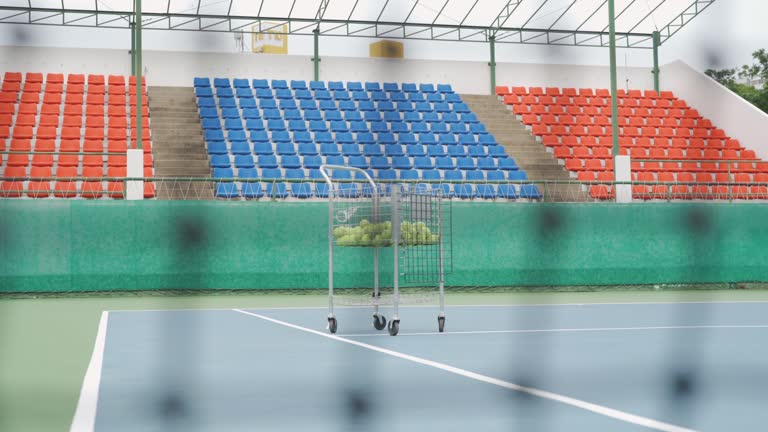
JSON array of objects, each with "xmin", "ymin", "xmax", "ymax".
[
  {"xmin": 0, "ymin": 45, "xmax": 654, "ymax": 94},
  {"xmin": 661, "ymin": 60, "xmax": 768, "ymax": 160}
]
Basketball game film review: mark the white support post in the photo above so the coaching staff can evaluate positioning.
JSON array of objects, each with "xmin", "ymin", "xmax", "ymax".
[
  {"xmin": 126, "ymin": 149, "xmax": 144, "ymax": 200},
  {"xmin": 615, "ymin": 155, "xmax": 632, "ymax": 203}
]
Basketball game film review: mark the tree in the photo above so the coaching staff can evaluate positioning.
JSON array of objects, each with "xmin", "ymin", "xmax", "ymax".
[{"xmin": 705, "ymin": 49, "xmax": 768, "ymax": 114}]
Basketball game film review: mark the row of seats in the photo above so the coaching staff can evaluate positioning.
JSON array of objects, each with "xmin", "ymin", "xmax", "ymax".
[
  {"xmin": 555, "ymin": 146, "xmax": 755, "ymax": 160},
  {"xmin": 530, "ymin": 124, "xmax": 727, "ymax": 139},
  {"xmin": 207, "ymin": 142, "xmax": 507, "ymax": 157},
  {"xmin": 496, "ymin": 86, "xmax": 674, "ymax": 99},
  {"xmin": 0, "ymin": 167, "xmax": 155, "ymax": 199},
  {"xmin": 204, "ymin": 120, "xmax": 488, "ymax": 135},
  {"xmin": 196, "ymin": 87, "xmax": 462, "ymax": 103},
  {"xmin": 3, "ymin": 72, "xmax": 145, "ymax": 86},
  {"xmin": 195, "ymin": 77, "xmax": 455, "ymax": 94},
  {"xmin": 522, "ymin": 113, "xmax": 710, "ymax": 127},
  {"xmin": 210, "ymin": 154, "xmax": 520, "ymax": 171},
  {"xmin": 199, "ymin": 96, "xmax": 471, "ymax": 115},
  {"xmin": 214, "ymin": 167, "xmax": 527, "ymax": 181},
  {"xmin": 541, "ymin": 135, "xmax": 743, "ymax": 150}
]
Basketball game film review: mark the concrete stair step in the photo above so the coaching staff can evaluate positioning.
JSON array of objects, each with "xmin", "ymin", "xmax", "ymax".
[
  {"xmin": 155, "ymin": 161, "xmax": 211, "ymax": 169},
  {"xmin": 156, "ymin": 168, "xmax": 212, "ymax": 176}
]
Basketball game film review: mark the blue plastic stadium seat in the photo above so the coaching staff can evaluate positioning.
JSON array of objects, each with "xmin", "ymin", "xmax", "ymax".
[
  {"xmin": 260, "ymin": 99, "xmax": 277, "ymax": 110},
  {"xmin": 486, "ymin": 146, "xmax": 505, "ymax": 158},
  {"xmin": 239, "ymin": 98, "xmax": 257, "ymax": 109},
  {"xmin": 372, "ymin": 91, "xmax": 388, "ymax": 101},
  {"xmin": 253, "ymin": 142, "xmax": 273, "ymax": 155},
  {"xmin": 433, "ymin": 102, "xmax": 450, "ymax": 113},
  {"xmin": 370, "ymin": 121, "xmax": 388, "ymax": 134},
  {"xmin": 427, "ymin": 93, "xmax": 444, "ymax": 103},
  {"xmin": 325, "ymin": 111, "xmax": 343, "ymax": 122},
  {"xmin": 216, "ymin": 87, "xmax": 234, "ymax": 98},
  {"xmin": 334, "ymin": 91, "xmax": 351, "ymax": 101},
  {"xmin": 457, "ymin": 157, "xmax": 476, "ymax": 170},
  {"xmin": 234, "ymin": 155, "xmax": 255, "ymax": 168},
  {"xmin": 309, "ymin": 81, "xmax": 326, "ymax": 91},
  {"xmin": 430, "ymin": 122, "xmax": 448, "ymax": 134},
  {"xmin": 416, "ymin": 103, "xmax": 433, "ymax": 113},
  {"xmin": 256, "ymin": 88, "xmax": 273, "ymax": 99},
  {"xmin": 520, "ymin": 184, "xmax": 543, "ymax": 200},
  {"xmin": 224, "ymin": 118, "xmax": 243, "ymax": 131},
  {"xmin": 200, "ymin": 107, "xmax": 219, "ymax": 119},
  {"xmin": 315, "ymin": 90, "xmax": 331, "ymax": 101},
  {"xmin": 444, "ymin": 170, "xmax": 463, "ymax": 182},
  {"xmin": 267, "ymin": 120, "xmax": 286, "ymax": 131},
  {"xmin": 236, "ymin": 87, "xmax": 253, "ymax": 98},
  {"xmin": 207, "ymin": 141, "xmax": 227, "ymax": 155},
  {"xmin": 385, "ymin": 111, "xmax": 403, "ymax": 122},
  {"xmin": 427, "ymin": 145, "xmax": 446, "ymax": 158},
  {"xmin": 298, "ymin": 143, "xmax": 318, "ymax": 156},
  {"xmin": 216, "ymin": 182, "xmax": 239, "ymax": 198},
  {"xmin": 195, "ymin": 87, "xmax": 213, "ymax": 97},
  {"xmin": 210, "ymin": 154, "xmax": 231, "ymax": 168},
  {"xmin": 303, "ymin": 109, "xmax": 322, "ymax": 121},
  {"xmin": 258, "ymin": 155, "xmax": 278, "ymax": 168},
  {"xmin": 408, "ymin": 93, "xmax": 426, "ymax": 102},
  {"xmin": 447, "ymin": 146, "xmax": 466, "ymax": 157},
  {"xmin": 250, "ymin": 130, "xmax": 269, "ymax": 143},
  {"xmin": 454, "ymin": 184, "xmax": 474, "ymax": 199},
  {"xmin": 400, "ymin": 170, "xmax": 419, "ymax": 181},
  {"xmin": 397, "ymin": 102, "xmax": 414, "ymax": 112},
  {"xmin": 445, "ymin": 94, "xmax": 462, "ymax": 103},
  {"xmin": 459, "ymin": 134, "xmax": 477, "ymax": 146},
  {"xmin": 419, "ymin": 134, "xmax": 437, "ymax": 145},
  {"xmin": 280, "ymin": 99, "xmax": 298, "ymax": 110},
  {"xmin": 349, "ymin": 156, "xmax": 368, "ymax": 169},
  {"xmin": 385, "ymin": 144, "xmax": 404, "ymax": 157},
  {"xmin": 476, "ymin": 184, "xmax": 497, "ymax": 199},
  {"xmin": 392, "ymin": 157, "xmax": 412, "ymax": 170},
  {"xmin": 352, "ymin": 91, "xmax": 370, "ymax": 102},
  {"xmin": 315, "ymin": 132, "xmax": 334, "ymax": 144},
  {"xmin": 357, "ymin": 133, "xmax": 375, "ymax": 144},
  {"xmin": 477, "ymin": 158, "xmax": 497, "ymax": 170},
  {"xmin": 232, "ymin": 78, "xmax": 249, "ymax": 88},
  {"xmin": 486, "ymin": 170, "xmax": 504, "ymax": 182},
  {"xmin": 498, "ymin": 159, "xmax": 519, "ymax": 171},
  {"xmin": 403, "ymin": 111, "xmax": 420, "ymax": 122},
  {"xmin": 437, "ymin": 84, "xmax": 453, "ymax": 94},
  {"xmin": 205, "ymin": 130, "xmax": 225, "ymax": 142},
  {"xmin": 370, "ymin": 157, "xmax": 390, "ymax": 170},
  {"xmin": 220, "ymin": 108, "xmax": 239, "ymax": 119},
  {"xmin": 419, "ymin": 83, "xmax": 436, "ymax": 93},
  {"xmin": 414, "ymin": 157, "xmax": 434, "ymax": 170},
  {"xmin": 363, "ymin": 144, "xmax": 383, "ymax": 157},
  {"xmin": 350, "ymin": 121, "xmax": 368, "ymax": 133},
  {"xmin": 294, "ymin": 131, "xmax": 313, "ymax": 143},
  {"xmin": 391, "ymin": 122, "xmax": 409, "ymax": 134},
  {"xmin": 453, "ymin": 103, "xmax": 470, "ymax": 113},
  {"xmin": 289, "ymin": 120, "xmax": 307, "ymax": 132},
  {"xmin": 402, "ymin": 83, "xmax": 418, "ymax": 93},
  {"xmin": 300, "ymin": 99, "xmax": 317, "ymax": 110},
  {"xmin": 497, "ymin": 184, "xmax": 518, "ymax": 199},
  {"xmin": 239, "ymin": 181, "xmax": 263, "ymax": 199},
  {"xmin": 379, "ymin": 133, "xmax": 396, "ymax": 145},
  {"xmin": 359, "ymin": 101, "xmax": 375, "ymax": 112},
  {"xmin": 303, "ymin": 155, "xmax": 322, "ymax": 169},
  {"xmin": 281, "ymin": 155, "xmax": 302, "ymax": 169},
  {"xmin": 271, "ymin": 79, "xmax": 288, "ymax": 89},
  {"xmin": 194, "ymin": 77, "xmax": 211, "ymax": 88},
  {"xmin": 451, "ymin": 123, "xmax": 468, "ymax": 134},
  {"xmin": 344, "ymin": 111, "xmax": 363, "ymax": 121},
  {"xmin": 469, "ymin": 146, "xmax": 487, "ymax": 158},
  {"xmin": 390, "ymin": 92, "xmax": 407, "ymax": 102},
  {"xmin": 507, "ymin": 170, "xmax": 528, "ymax": 181},
  {"xmin": 308, "ymin": 120, "xmax": 326, "ymax": 132},
  {"xmin": 320, "ymin": 143, "xmax": 340, "ymax": 156},
  {"xmin": 347, "ymin": 82, "xmax": 363, "ymax": 92},
  {"xmin": 377, "ymin": 101, "xmax": 395, "ymax": 112},
  {"xmin": 213, "ymin": 167, "xmax": 234, "ymax": 179},
  {"xmin": 325, "ymin": 155, "xmax": 345, "ymax": 166},
  {"xmin": 230, "ymin": 141, "xmax": 251, "ymax": 155},
  {"xmin": 276, "ymin": 143, "xmax": 296, "ymax": 155},
  {"xmin": 341, "ymin": 143, "xmax": 361, "ymax": 156},
  {"xmin": 290, "ymin": 80, "xmax": 308, "ymax": 90},
  {"xmin": 442, "ymin": 113, "xmax": 459, "ymax": 123},
  {"xmin": 202, "ymin": 118, "xmax": 221, "ymax": 130},
  {"xmin": 330, "ymin": 121, "xmax": 348, "ymax": 133},
  {"xmin": 470, "ymin": 123, "xmax": 488, "ymax": 135},
  {"xmin": 242, "ymin": 109, "xmax": 261, "ymax": 120},
  {"xmin": 328, "ymin": 81, "xmax": 344, "ymax": 91},
  {"xmin": 252, "ymin": 79, "xmax": 269, "ymax": 89},
  {"xmin": 435, "ymin": 157, "xmax": 455, "ymax": 170},
  {"xmin": 462, "ymin": 113, "xmax": 479, "ymax": 123},
  {"xmin": 197, "ymin": 97, "xmax": 215, "ymax": 108},
  {"xmin": 406, "ymin": 145, "xmax": 426, "ymax": 157},
  {"xmin": 466, "ymin": 171, "xmax": 484, "ymax": 182},
  {"xmin": 381, "ymin": 82, "xmax": 397, "ymax": 92},
  {"xmin": 273, "ymin": 89, "xmax": 290, "ymax": 100},
  {"xmin": 439, "ymin": 134, "xmax": 457, "ymax": 146},
  {"xmin": 295, "ymin": 89, "xmax": 312, "ymax": 100},
  {"xmin": 410, "ymin": 122, "xmax": 428, "ymax": 134}
]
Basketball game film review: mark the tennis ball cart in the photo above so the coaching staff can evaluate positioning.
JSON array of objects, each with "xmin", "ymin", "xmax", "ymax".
[{"xmin": 319, "ymin": 165, "xmax": 452, "ymax": 336}]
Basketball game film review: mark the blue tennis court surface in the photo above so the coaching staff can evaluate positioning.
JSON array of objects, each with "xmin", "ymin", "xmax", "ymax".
[{"xmin": 79, "ymin": 302, "xmax": 768, "ymax": 432}]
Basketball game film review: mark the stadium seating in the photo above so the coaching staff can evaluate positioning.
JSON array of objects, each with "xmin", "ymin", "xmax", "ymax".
[
  {"xmin": 195, "ymin": 78, "xmax": 539, "ymax": 200},
  {"xmin": 0, "ymin": 72, "xmax": 155, "ymax": 198},
  {"xmin": 498, "ymin": 86, "xmax": 766, "ymax": 200}
]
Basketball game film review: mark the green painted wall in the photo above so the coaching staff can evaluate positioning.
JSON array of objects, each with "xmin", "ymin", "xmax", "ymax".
[{"xmin": 1, "ymin": 201, "xmax": 767, "ymax": 292}]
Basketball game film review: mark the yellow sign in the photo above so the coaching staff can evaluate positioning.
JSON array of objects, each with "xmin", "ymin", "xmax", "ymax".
[
  {"xmin": 252, "ymin": 23, "xmax": 289, "ymax": 54},
  {"xmin": 370, "ymin": 40, "xmax": 404, "ymax": 59}
]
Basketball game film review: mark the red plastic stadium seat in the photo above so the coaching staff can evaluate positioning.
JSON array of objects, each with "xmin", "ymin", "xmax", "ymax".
[
  {"xmin": 108, "ymin": 140, "xmax": 128, "ymax": 153},
  {"xmin": 10, "ymin": 139, "xmax": 32, "ymax": 152},
  {"xmin": 85, "ymin": 104, "xmax": 104, "ymax": 117},
  {"xmin": 107, "ymin": 166, "xmax": 126, "ymax": 198},
  {"xmin": 529, "ymin": 87, "xmax": 544, "ymax": 96},
  {"xmin": 86, "ymin": 93, "xmax": 105, "ymax": 105},
  {"xmin": 83, "ymin": 139, "xmax": 105, "ymax": 153},
  {"xmin": 67, "ymin": 74, "xmax": 85, "ymax": 85},
  {"xmin": 53, "ymin": 166, "xmax": 78, "ymax": 198},
  {"xmin": 0, "ymin": 178, "xmax": 24, "ymax": 197},
  {"xmin": 107, "ymin": 155, "xmax": 127, "ymax": 167},
  {"xmin": 0, "ymin": 92, "xmax": 17, "ymax": 103},
  {"xmin": 86, "ymin": 128, "xmax": 106, "ymax": 141},
  {"xmin": 1, "ymin": 81, "xmax": 20, "ymax": 92},
  {"xmin": 28, "ymin": 166, "xmax": 52, "ymax": 198},
  {"xmin": 81, "ymin": 166, "xmax": 104, "ymax": 199},
  {"xmin": 565, "ymin": 159, "xmax": 583, "ymax": 171},
  {"xmin": 109, "ymin": 94, "xmax": 127, "ymax": 106},
  {"xmin": 495, "ymin": 86, "xmax": 510, "ymax": 96},
  {"xmin": 85, "ymin": 115, "xmax": 105, "ymax": 129},
  {"xmin": 590, "ymin": 185, "xmax": 613, "ymax": 200},
  {"xmin": 88, "ymin": 74, "xmax": 105, "ymax": 86}
]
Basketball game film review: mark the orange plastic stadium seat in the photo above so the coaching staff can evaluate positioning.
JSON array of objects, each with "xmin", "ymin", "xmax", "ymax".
[
  {"xmin": 0, "ymin": 177, "xmax": 24, "ymax": 198},
  {"xmin": 590, "ymin": 185, "xmax": 612, "ymax": 200},
  {"xmin": 63, "ymin": 114, "xmax": 83, "ymax": 129},
  {"xmin": 144, "ymin": 153, "xmax": 153, "ymax": 168},
  {"xmin": 27, "ymin": 166, "xmax": 52, "ymax": 198},
  {"xmin": 107, "ymin": 155, "xmax": 127, "ymax": 167},
  {"xmin": 80, "ymin": 154, "xmax": 102, "ymax": 168},
  {"xmin": 12, "ymin": 126, "xmax": 33, "ymax": 140},
  {"xmin": 59, "ymin": 127, "xmax": 80, "ymax": 142},
  {"xmin": 541, "ymin": 135, "xmax": 559, "ymax": 147},
  {"xmin": 560, "ymin": 136, "xmax": 578, "ymax": 147},
  {"xmin": 109, "ymin": 94, "xmax": 127, "ymax": 106},
  {"xmin": 554, "ymin": 145, "xmax": 571, "ymax": 158},
  {"xmin": 34, "ymin": 138, "xmax": 55, "ymax": 152},
  {"xmin": 565, "ymin": 159, "xmax": 583, "ymax": 171},
  {"xmin": 668, "ymin": 109, "xmax": 684, "ymax": 119},
  {"xmin": 531, "ymin": 125, "xmax": 548, "ymax": 135},
  {"xmin": 576, "ymin": 88, "xmax": 592, "ymax": 97},
  {"xmin": 53, "ymin": 166, "xmax": 78, "ymax": 198},
  {"xmin": 741, "ymin": 150, "xmax": 757, "ymax": 160},
  {"xmin": 0, "ymin": 125, "xmax": 11, "ymax": 140},
  {"xmin": 130, "ymin": 105, "xmax": 150, "ymax": 118},
  {"xmin": 584, "ymin": 159, "xmax": 604, "ymax": 172},
  {"xmin": 567, "ymin": 106, "xmax": 583, "ymax": 116},
  {"xmin": 521, "ymin": 114, "xmax": 538, "ymax": 125},
  {"xmin": 85, "ymin": 115, "xmax": 105, "ymax": 129},
  {"xmin": 18, "ymin": 103, "xmax": 38, "ymax": 116},
  {"xmin": 85, "ymin": 104, "xmax": 104, "ymax": 117},
  {"xmin": 83, "ymin": 139, "xmax": 105, "ymax": 153},
  {"xmin": 85, "ymin": 128, "xmax": 105, "ymax": 141},
  {"xmin": 80, "ymin": 166, "xmax": 103, "ymax": 199},
  {"xmin": 545, "ymin": 87, "xmax": 561, "ymax": 96},
  {"xmin": 62, "ymin": 103, "xmax": 81, "ymax": 116},
  {"xmin": 67, "ymin": 74, "xmax": 85, "ymax": 85},
  {"xmin": 578, "ymin": 171, "xmax": 597, "ymax": 182},
  {"xmin": 731, "ymin": 173, "xmax": 751, "ymax": 199},
  {"xmin": 573, "ymin": 97, "xmax": 589, "ymax": 107},
  {"xmin": 38, "ymin": 114, "xmax": 59, "ymax": 128},
  {"xmin": 108, "ymin": 85, "xmax": 125, "ymax": 97},
  {"xmin": 630, "ymin": 147, "xmax": 648, "ymax": 159},
  {"xmin": 503, "ymin": 95, "xmax": 520, "ymax": 105},
  {"xmin": 108, "ymin": 104, "xmax": 128, "ymax": 118},
  {"xmin": 20, "ymin": 91, "xmax": 40, "ymax": 104},
  {"xmin": 571, "ymin": 147, "xmax": 590, "ymax": 159},
  {"xmin": 10, "ymin": 138, "xmax": 31, "ymax": 152},
  {"xmin": 495, "ymin": 86, "xmax": 510, "ymax": 96},
  {"xmin": 108, "ymin": 140, "xmax": 128, "ymax": 153},
  {"xmin": 658, "ymin": 91, "xmax": 673, "ymax": 100},
  {"xmin": 87, "ymin": 74, "xmax": 105, "ymax": 86},
  {"xmin": 529, "ymin": 87, "xmax": 544, "ymax": 96},
  {"xmin": 555, "ymin": 96, "xmax": 570, "ymax": 106},
  {"xmin": 0, "ymin": 92, "xmax": 18, "ymax": 104},
  {"xmin": 561, "ymin": 88, "xmax": 576, "ymax": 97},
  {"xmin": 512, "ymin": 105, "xmax": 529, "ymax": 115},
  {"xmin": 538, "ymin": 95, "xmax": 554, "ymax": 106},
  {"xmin": 634, "ymin": 172, "xmax": 655, "ymax": 199},
  {"xmin": 510, "ymin": 87, "xmax": 526, "ymax": 96},
  {"xmin": 672, "ymin": 99, "xmax": 689, "ymax": 109},
  {"xmin": 1, "ymin": 80, "xmax": 21, "ymax": 92},
  {"xmin": 4, "ymin": 71, "xmax": 22, "ymax": 82},
  {"xmin": 107, "ymin": 166, "xmax": 126, "ymax": 198},
  {"xmin": 86, "ymin": 93, "xmax": 105, "ymax": 106}
]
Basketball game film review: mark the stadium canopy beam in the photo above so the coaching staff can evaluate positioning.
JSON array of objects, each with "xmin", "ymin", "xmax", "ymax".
[
  {"xmin": 657, "ymin": 0, "xmax": 717, "ymax": 45},
  {"xmin": 0, "ymin": 5, "xmax": 660, "ymax": 49}
]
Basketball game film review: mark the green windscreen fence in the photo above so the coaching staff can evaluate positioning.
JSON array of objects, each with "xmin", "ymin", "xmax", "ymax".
[{"xmin": 1, "ymin": 201, "xmax": 767, "ymax": 292}]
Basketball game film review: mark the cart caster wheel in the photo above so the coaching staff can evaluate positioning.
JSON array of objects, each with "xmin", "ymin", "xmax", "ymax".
[
  {"xmin": 373, "ymin": 314, "xmax": 387, "ymax": 330},
  {"xmin": 438, "ymin": 316, "xmax": 445, "ymax": 333},
  {"xmin": 328, "ymin": 317, "xmax": 338, "ymax": 334},
  {"xmin": 388, "ymin": 320, "xmax": 400, "ymax": 336}
]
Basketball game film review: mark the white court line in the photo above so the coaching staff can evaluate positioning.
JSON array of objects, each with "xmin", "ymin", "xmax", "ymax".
[
  {"xmin": 70, "ymin": 311, "xmax": 109, "ymax": 432},
  {"xmin": 232, "ymin": 308, "xmax": 696, "ymax": 432},
  {"xmin": 343, "ymin": 324, "xmax": 768, "ymax": 337},
  {"xmin": 110, "ymin": 300, "xmax": 768, "ymax": 313}
]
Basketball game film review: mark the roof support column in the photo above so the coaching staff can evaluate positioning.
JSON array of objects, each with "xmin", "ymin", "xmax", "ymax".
[
  {"xmin": 489, "ymin": 35, "xmax": 497, "ymax": 95},
  {"xmin": 130, "ymin": 20, "xmax": 136, "ymax": 74},
  {"xmin": 135, "ymin": 0, "xmax": 143, "ymax": 152},
  {"xmin": 652, "ymin": 31, "xmax": 660, "ymax": 92},
  {"xmin": 313, "ymin": 28, "xmax": 320, "ymax": 82},
  {"xmin": 127, "ymin": 0, "xmax": 144, "ymax": 200},
  {"xmin": 608, "ymin": 0, "xmax": 619, "ymax": 165}
]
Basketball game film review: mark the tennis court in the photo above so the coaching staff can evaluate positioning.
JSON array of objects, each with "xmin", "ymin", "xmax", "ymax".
[{"xmin": 69, "ymin": 296, "xmax": 768, "ymax": 432}]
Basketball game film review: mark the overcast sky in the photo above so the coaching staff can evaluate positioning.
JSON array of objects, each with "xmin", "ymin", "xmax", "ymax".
[{"xmin": 0, "ymin": 0, "xmax": 766, "ymax": 72}]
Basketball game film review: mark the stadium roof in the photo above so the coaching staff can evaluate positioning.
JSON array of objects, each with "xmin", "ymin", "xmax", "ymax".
[{"xmin": 0, "ymin": 0, "xmax": 716, "ymax": 49}]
